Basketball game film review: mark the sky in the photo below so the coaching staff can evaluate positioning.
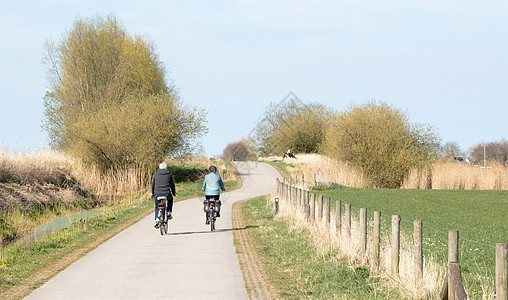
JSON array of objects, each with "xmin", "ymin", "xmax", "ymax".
[{"xmin": 1, "ymin": 0, "xmax": 507, "ymax": 157}]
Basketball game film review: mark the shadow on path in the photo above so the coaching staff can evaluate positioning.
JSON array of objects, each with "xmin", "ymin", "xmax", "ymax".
[{"xmin": 169, "ymin": 225, "xmax": 259, "ymax": 236}]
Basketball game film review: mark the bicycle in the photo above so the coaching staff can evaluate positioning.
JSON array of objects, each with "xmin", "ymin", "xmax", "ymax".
[
  {"xmin": 156, "ymin": 196, "xmax": 169, "ymax": 235},
  {"xmin": 205, "ymin": 199, "xmax": 217, "ymax": 231}
]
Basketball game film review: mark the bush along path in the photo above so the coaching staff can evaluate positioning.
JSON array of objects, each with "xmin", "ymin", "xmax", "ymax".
[{"xmin": 236, "ymin": 195, "xmax": 408, "ymax": 299}]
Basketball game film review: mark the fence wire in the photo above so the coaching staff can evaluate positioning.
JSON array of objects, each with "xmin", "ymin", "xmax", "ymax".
[{"xmin": 459, "ymin": 236, "xmax": 496, "ymax": 249}]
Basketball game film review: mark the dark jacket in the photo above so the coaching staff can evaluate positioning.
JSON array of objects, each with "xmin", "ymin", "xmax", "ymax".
[{"xmin": 151, "ymin": 169, "xmax": 176, "ymax": 196}]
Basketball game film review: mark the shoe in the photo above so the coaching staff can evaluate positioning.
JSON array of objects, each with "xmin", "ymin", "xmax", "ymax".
[
  {"xmin": 154, "ymin": 218, "xmax": 159, "ymax": 228},
  {"xmin": 217, "ymin": 212, "xmax": 220, "ymax": 217},
  {"xmin": 205, "ymin": 219, "xmax": 210, "ymax": 225},
  {"xmin": 167, "ymin": 212, "xmax": 173, "ymax": 220}
]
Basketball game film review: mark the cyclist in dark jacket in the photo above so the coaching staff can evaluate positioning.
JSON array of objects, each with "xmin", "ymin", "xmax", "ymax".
[{"xmin": 152, "ymin": 162, "xmax": 176, "ymax": 228}]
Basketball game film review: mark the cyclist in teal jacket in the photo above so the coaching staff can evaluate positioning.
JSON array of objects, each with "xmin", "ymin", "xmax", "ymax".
[{"xmin": 202, "ymin": 165, "xmax": 225, "ymax": 224}]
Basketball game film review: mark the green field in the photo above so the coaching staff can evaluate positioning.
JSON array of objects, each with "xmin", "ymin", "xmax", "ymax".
[{"xmin": 311, "ymin": 184, "xmax": 508, "ymax": 297}]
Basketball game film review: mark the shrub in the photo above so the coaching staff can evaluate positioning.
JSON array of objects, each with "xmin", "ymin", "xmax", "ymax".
[
  {"xmin": 324, "ymin": 101, "xmax": 440, "ymax": 188},
  {"xmin": 255, "ymin": 99, "xmax": 331, "ymax": 156},
  {"xmin": 222, "ymin": 138, "xmax": 256, "ymax": 161}
]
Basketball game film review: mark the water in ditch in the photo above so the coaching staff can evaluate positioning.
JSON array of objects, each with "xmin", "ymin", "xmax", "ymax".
[{"xmin": 2, "ymin": 209, "xmax": 103, "ymax": 249}]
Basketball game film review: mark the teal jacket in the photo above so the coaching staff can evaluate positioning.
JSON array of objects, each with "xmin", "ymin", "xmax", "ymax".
[{"xmin": 202, "ymin": 172, "xmax": 225, "ymax": 196}]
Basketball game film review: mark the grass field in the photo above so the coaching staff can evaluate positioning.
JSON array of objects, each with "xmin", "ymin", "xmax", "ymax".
[
  {"xmin": 310, "ymin": 184, "xmax": 507, "ymax": 298},
  {"xmin": 239, "ymin": 195, "xmax": 408, "ymax": 299}
]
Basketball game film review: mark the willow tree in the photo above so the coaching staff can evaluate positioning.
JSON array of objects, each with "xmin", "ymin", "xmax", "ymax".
[
  {"xmin": 324, "ymin": 101, "xmax": 441, "ymax": 188},
  {"xmin": 222, "ymin": 138, "xmax": 257, "ymax": 161},
  {"xmin": 42, "ymin": 15, "xmax": 206, "ymax": 171},
  {"xmin": 255, "ymin": 99, "xmax": 331, "ymax": 155}
]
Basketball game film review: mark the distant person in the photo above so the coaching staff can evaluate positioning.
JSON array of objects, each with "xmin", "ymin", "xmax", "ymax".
[
  {"xmin": 282, "ymin": 149, "xmax": 296, "ymax": 161},
  {"xmin": 202, "ymin": 165, "xmax": 225, "ymax": 224},
  {"xmin": 151, "ymin": 162, "xmax": 176, "ymax": 228}
]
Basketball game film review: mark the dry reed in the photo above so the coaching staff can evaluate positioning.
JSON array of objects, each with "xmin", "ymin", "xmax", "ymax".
[
  {"xmin": 264, "ymin": 154, "xmax": 367, "ymax": 189},
  {"xmin": 0, "ymin": 147, "xmax": 147, "ymax": 205},
  {"xmin": 0, "ymin": 147, "xmax": 71, "ymax": 185},
  {"xmin": 268, "ymin": 153, "xmax": 508, "ymax": 190}
]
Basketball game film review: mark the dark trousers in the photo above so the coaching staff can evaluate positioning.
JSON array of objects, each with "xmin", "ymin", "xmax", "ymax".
[{"xmin": 154, "ymin": 194, "xmax": 173, "ymax": 219}]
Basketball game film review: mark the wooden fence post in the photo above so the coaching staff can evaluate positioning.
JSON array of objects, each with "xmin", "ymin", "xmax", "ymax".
[
  {"xmin": 335, "ymin": 200, "xmax": 342, "ymax": 234},
  {"xmin": 345, "ymin": 204, "xmax": 351, "ymax": 238},
  {"xmin": 310, "ymin": 193, "xmax": 316, "ymax": 221},
  {"xmin": 414, "ymin": 220, "xmax": 423, "ymax": 286},
  {"xmin": 324, "ymin": 197, "xmax": 331, "ymax": 226},
  {"xmin": 449, "ymin": 230, "xmax": 459, "ymax": 263},
  {"xmin": 360, "ymin": 208, "xmax": 367, "ymax": 254},
  {"xmin": 497, "ymin": 242, "xmax": 508, "ymax": 300},
  {"xmin": 391, "ymin": 215, "xmax": 401, "ymax": 277},
  {"xmin": 373, "ymin": 211, "xmax": 381, "ymax": 272},
  {"xmin": 318, "ymin": 195, "xmax": 323, "ymax": 221},
  {"xmin": 304, "ymin": 191, "xmax": 309, "ymax": 214},
  {"xmin": 446, "ymin": 230, "xmax": 466, "ymax": 300},
  {"xmin": 300, "ymin": 189, "xmax": 304, "ymax": 209}
]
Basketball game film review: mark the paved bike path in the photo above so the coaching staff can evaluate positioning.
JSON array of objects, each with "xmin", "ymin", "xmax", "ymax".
[{"xmin": 26, "ymin": 162, "xmax": 281, "ymax": 299}]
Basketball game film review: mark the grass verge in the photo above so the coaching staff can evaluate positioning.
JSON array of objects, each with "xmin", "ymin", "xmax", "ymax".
[
  {"xmin": 238, "ymin": 195, "xmax": 407, "ymax": 299},
  {"xmin": 0, "ymin": 178, "xmax": 241, "ymax": 299},
  {"xmin": 264, "ymin": 161, "xmax": 293, "ymax": 181}
]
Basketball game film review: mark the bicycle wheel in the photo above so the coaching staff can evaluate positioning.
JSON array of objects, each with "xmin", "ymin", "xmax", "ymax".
[
  {"xmin": 164, "ymin": 217, "xmax": 169, "ymax": 234},
  {"xmin": 210, "ymin": 212, "xmax": 215, "ymax": 231},
  {"xmin": 160, "ymin": 209, "xmax": 165, "ymax": 235}
]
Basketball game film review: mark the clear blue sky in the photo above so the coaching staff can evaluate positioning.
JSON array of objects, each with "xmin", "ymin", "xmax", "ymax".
[{"xmin": 1, "ymin": 0, "xmax": 507, "ymax": 157}]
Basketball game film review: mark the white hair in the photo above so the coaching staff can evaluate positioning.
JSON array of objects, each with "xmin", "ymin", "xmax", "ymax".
[{"xmin": 159, "ymin": 162, "xmax": 167, "ymax": 169}]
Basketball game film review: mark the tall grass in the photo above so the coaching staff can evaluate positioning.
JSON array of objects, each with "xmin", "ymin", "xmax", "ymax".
[
  {"xmin": 403, "ymin": 161, "xmax": 508, "ymax": 190},
  {"xmin": 0, "ymin": 147, "xmax": 147, "ymax": 204},
  {"xmin": 0, "ymin": 147, "xmax": 147, "ymax": 242},
  {"xmin": 263, "ymin": 154, "xmax": 367, "ymax": 188},
  {"xmin": 0, "ymin": 147, "xmax": 71, "ymax": 186},
  {"xmin": 72, "ymin": 161, "xmax": 147, "ymax": 204},
  {"xmin": 267, "ymin": 153, "xmax": 508, "ymax": 190}
]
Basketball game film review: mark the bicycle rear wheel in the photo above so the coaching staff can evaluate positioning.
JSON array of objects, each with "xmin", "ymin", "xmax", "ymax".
[
  {"xmin": 160, "ymin": 209, "xmax": 165, "ymax": 235},
  {"xmin": 210, "ymin": 212, "xmax": 215, "ymax": 231},
  {"xmin": 164, "ymin": 217, "xmax": 169, "ymax": 234}
]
